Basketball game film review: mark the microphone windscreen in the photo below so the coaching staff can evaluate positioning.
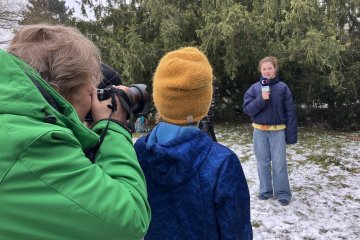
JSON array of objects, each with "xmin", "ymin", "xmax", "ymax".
[{"xmin": 261, "ymin": 76, "xmax": 269, "ymax": 86}]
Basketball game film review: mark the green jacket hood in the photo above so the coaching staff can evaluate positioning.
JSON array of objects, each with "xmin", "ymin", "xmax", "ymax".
[{"xmin": 0, "ymin": 49, "xmax": 98, "ymax": 150}]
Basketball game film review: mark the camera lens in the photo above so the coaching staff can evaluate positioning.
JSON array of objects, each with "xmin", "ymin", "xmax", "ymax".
[
  {"xmin": 128, "ymin": 84, "xmax": 150, "ymax": 115},
  {"xmin": 85, "ymin": 84, "xmax": 150, "ymax": 122}
]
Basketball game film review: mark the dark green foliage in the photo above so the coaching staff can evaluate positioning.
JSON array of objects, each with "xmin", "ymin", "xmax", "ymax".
[
  {"xmin": 20, "ymin": 0, "xmax": 74, "ymax": 25},
  {"xmin": 72, "ymin": 0, "xmax": 359, "ymax": 129}
]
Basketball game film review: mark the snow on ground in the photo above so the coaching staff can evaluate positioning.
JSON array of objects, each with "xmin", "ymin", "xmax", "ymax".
[
  {"xmin": 133, "ymin": 124, "xmax": 359, "ymax": 239},
  {"xmin": 216, "ymin": 124, "xmax": 360, "ymax": 240}
]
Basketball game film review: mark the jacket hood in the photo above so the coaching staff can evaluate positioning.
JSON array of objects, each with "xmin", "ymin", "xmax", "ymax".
[
  {"xmin": 0, "ymin": 50, "xmax": 98, "ymax": 150},
  {"xmin": 139, "ymin": 122, "xmax": 213, "ymax": 185}
]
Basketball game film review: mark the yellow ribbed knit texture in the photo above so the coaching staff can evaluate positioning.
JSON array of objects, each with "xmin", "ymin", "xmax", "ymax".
[{"xmin": 153, "ymin": 47, "xmax": 213, "ymax": 125}]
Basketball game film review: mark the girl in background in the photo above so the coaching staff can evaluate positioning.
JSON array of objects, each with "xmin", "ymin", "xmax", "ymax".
[{"xmin": 243, "ymin": 56, "xmax": 297, "ymax": 206}]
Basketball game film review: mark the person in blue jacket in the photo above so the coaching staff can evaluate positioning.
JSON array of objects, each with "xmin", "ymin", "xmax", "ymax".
[
  {"xmin": 243, "ymin": 56, "xmax": 297, "ymax": 206},
  {"xmin": 134, "ymin": 47, "xmax": 253, "ymax": 240}
]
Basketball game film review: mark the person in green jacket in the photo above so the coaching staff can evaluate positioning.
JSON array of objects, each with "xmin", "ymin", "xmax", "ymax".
[{"xmin": 0, "ymin": 24, "xmax": 150, "ymax": 240}]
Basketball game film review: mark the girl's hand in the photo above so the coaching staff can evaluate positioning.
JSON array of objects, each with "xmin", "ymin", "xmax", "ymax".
[{"xmin": 262, "ymin": 91, "xmax": 270, "ymax": 100}]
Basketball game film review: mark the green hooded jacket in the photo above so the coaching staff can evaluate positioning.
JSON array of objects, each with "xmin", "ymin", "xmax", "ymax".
[{"xmin": 0, "ymin": 50, "xmax": 151, "ymax": 240}]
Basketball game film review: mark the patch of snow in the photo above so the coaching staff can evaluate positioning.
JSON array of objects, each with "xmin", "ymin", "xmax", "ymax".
[
  {"xmin": 221, "ymin": 126, "xmax": 360, "ymax": 240},
  {"xmin": 133, "ymin": 125, "xmax": 360, "ymax": 239}
]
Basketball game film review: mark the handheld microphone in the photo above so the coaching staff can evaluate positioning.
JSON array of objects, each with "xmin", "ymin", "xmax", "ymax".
[{"xmin": 261, "ymin": 76, "xmax": 270, "ymax": 93}]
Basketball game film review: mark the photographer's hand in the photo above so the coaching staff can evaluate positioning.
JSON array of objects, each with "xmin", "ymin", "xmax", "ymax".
[
  {"xmin": 112, "ymin": 85, "xmax": 130, "ymax": 124},
  {"xmin": 91, "ymin": 86, "xmax": 129, "ymax": 125}
]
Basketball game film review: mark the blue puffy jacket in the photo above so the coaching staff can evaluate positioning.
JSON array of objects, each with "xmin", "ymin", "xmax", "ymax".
[
  {"xmin": 134, "ymin": 122, "xmax": 253, "ymax": 240},
  {"xmin": 243, "ymin": 77, "xmax": 297, "ymax": 144}
]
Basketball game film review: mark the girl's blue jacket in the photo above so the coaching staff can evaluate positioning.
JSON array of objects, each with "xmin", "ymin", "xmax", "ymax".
[
  {"xmin": 243, "ymin": 77, "xmax": 297, "ymax": 144},
  {"xmin": 134, "ymin": 122, "xmax": 253, "ymax": 240}
]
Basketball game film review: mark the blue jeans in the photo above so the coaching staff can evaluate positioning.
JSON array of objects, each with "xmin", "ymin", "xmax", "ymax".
[{"xmin": 253, "ymin": 128, "xmax": 291, "ymax": 201}]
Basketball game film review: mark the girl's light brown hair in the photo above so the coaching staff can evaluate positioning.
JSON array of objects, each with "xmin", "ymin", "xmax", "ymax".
[
  {"xmin": 258, "ymin": 56, "xmax": 279, "ymax": 72},
  {"xmin": 8, "ymin": 24, "xmax": 101, "ymax": 98}
]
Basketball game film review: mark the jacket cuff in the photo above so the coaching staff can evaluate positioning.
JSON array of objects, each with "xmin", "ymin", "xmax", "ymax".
[{"xmin": 93, "ymin": 119, "xmax": 132, "ymax": 139}]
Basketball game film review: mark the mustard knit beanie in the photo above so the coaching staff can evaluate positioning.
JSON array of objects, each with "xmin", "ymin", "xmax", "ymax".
[{"xmin": 153, "ymin": 47, "xmax": 213, "ymax": 125}]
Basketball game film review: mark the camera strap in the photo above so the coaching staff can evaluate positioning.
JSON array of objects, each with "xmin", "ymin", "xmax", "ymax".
[
  {"xmin": 27, "ymin": 73, "xmax": 62, "ymax": 112},
  {"xmin": 114, "ymin": 88, "xmax": 132, "ymax": 117}
]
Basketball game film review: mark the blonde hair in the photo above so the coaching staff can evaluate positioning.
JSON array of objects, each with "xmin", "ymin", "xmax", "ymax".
[
  {"xmin": 258, "ymin": 56, "xmax": 279, "ymax": 72},
  {"xmin": 8, "ymin": 24, "xmax": 101, "ymax": 97}
]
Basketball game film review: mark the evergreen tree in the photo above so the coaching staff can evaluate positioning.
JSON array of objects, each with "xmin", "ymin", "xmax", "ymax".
[
  {"xmin": 75, "ymin": 0, "xmax": 359, "ymax": 128},
  {"xmin": 20, "ymin": 0, "xmax": 74, "ymax": 25}
]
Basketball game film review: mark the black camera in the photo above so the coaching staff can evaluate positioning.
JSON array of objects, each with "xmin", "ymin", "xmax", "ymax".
[
  {"xmin": 85, "ymin": 84, "xmax": 150, "ymax": 122},
  {"xmin": 98, "ymin": 84, "xmax": 150, "ymax": 114},
  {"xmin": 85, "ymin": 63, "xmax": 150, "ymax": 122}
]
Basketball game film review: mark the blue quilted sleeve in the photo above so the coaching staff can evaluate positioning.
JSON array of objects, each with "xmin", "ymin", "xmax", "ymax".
[
  {"xmin": 243, "ymin": 85, "xmax": 266, "ymax": 117},
  {"xmin": 214, "ymin": 153, "xmax": 253, "ymax": 240}
]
